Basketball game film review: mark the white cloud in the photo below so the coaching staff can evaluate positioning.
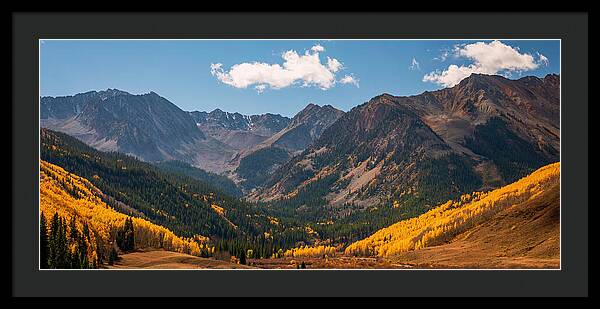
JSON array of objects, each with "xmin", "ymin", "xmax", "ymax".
[
  {"xmin": 255, "ymin": 84, "xmax": 267, "ymax": 93},
  {"xmin": 311, "ymin": 44, "xmax": 325, "ymax": 53},
  {"xmin": 538, "ymin": 52, "xmax": 549, "ymax": 66},
  {"xmin": 409, "ymin": 57, "xmax": 420, "ymax": 71},
  {"xmin": 210, "ymin": 63, "xmax": 223, "ymax": 74},
  {"xmin": 339, "ymin": 74, "xmax": 359, "ymax": 87},
  {"xmin": 210, "ymin": 44, "xmax": 357, "ymax": 92},
  {"xmin": 423, "ymin": 40, "xmax": 539, "ymax": 88},
  {"xmin": 327, "ymin": 57, "xmax": 343, "ymax": 72}
]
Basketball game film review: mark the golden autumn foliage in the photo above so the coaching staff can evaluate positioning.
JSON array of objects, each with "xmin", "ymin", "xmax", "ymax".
[
  {"xmin": 210, "ymin": 204, "xmax": 225, "ymax": 216},
  {"xmin": 345, "ymin": 162, "xmax": 560, "ymax": 257},
  {"xmin": 40, "ymin": 160, "xmax": 208, "ymax": 261},
  {"xmin": 283, "ymin": 245, "xmax": 338, "ymax": 258}
]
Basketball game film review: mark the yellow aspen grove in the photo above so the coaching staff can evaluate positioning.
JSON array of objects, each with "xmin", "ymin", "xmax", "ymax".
[
  {"xmin": 40, "ymin": 160, "xmax": 207, "ymax": 261},
  {"xmin": 283, "ymin": 245, "xmax": 339, "ymax": 258},
  {"xmin": 345, "ymin": 162, "xmax": 560, "ymax": 257}
]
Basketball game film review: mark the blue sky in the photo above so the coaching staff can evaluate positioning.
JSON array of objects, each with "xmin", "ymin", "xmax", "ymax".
[{"xmin": 40, "ymin": 40, "xmax": 560, "ymax": 117}]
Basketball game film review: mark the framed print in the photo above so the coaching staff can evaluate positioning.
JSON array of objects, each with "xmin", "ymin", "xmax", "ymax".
[{"xmin": 12, "ymin": 11, "xmax": 588, "ymax": 298}]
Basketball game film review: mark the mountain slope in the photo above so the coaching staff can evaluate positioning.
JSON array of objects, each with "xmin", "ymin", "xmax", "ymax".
[
  {"xmin": 402, "ymin": 73, "xmax": 559, "ymax": 182},
  {"xmin": 252, "ymin": 94, "xmax": 482, "ymax": 208},
  {"xmin": 253, "ymin": 74, "xmax": 559, "ymax": 215},
  {"xmin": 386, "ymin": 183, "xmax": 559, "ymax": 268},
  {"xmin": 154, "ymin": 160, "xmax": 243, "ymax": 197},
  {"xmin": 250, "ymin": 103, "xmax": 345, "ymax": 153},
  {"xmin": 189, "ymin": 109, "xmax": 291, "ymax": 150},
  {"xmin": 41, "ymin": 89, "xmax": 236, "ymax": 173},
  {"xmin": 40, "ymin": 128, "xmax": 273, "ymax": 240},
  {"xmin": 233, "ymin": 103, "xmax": 344, "ymax": 189},
  {"xmin": 40, "ymin": 160, "xmax": 206, "ymax": 264},
  {"xmin": 345, "ymin": 162, "xmax": 560, "ymax": 268}
]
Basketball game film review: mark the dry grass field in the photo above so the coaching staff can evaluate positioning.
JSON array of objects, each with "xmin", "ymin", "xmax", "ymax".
[{"xmin": 106, "ymin": 249, "xmax": 254, "ymax": 269}]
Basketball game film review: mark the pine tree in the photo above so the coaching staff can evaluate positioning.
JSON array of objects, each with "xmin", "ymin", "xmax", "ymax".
[
  {"xmin": 79, "ymin": 222, "xmax": 90, "ymax": 268},
  {"xmin": 116, "ymin": 227, "xmax": 124, "ymax": 251},
  {"xmin": 68, "ymin": 216, "xmax": 80, "ymax": 268},
  {"xmin": 125, "ymin": 218, "xmax": 135, "ymax": 251},
  {"xmin": 58, "ymin": 216, "xmax": 70, "ymax": 268},
  {"xmin": 239, "ymin": 250, "xmax": 246, "ymax": 265},
  {"xmin": 49, "ymin": 213, "xmax": 61, "ymax": 268},
  {"xmin": 40, "ymin": 213, "xmax": 49, "ymax": 269},
  {"xmin": 108, "ymin": 246, "xmax": 118, "ymax": 265},
  {"xmin": 117, "ymin": 218, "xmax": 135, "ymax": 252}
]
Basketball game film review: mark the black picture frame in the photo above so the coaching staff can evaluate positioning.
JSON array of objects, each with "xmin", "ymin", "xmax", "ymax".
[{"xmin": 12, "ymin": 12, "xmax": 588, "ymax": 297}]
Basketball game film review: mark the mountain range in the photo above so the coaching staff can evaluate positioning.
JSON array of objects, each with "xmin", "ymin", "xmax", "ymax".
[
  {"xmin": 189, "ymin": 109, "xmax": 291, "ymax": 150},
  {"xmin": 41, "ymin": 89, "xmax": 235, "ymax": 173},
  {"xmin": 39, "ymin": 73, "xmax": 561, "ymax": 269},
  {"xmin": 40, "ymin": 74, "xmax": 560, "ymax": 217},
  {"xmin": 41, "ymin": 90, "xmax": 345, "ymax": 188},
  {"xmin": 232, "ymin": 103, "xmax": 344, "ymax": 189},
  {"xmin": 251, "ymin": 74, "xmax": 560, "ymax": 217}
]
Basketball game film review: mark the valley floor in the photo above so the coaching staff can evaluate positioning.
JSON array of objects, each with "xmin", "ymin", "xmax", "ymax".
[
  {"xmin": 105, "ymin": 249, "xmax": 412, "ymax": 269},
  {"xmin": 104, "ymin": 250, "xmax": 557, "ymax": 269},
  {"xmin": 106, "ymin": 246, "xmax": 558, "ymax": 270},
  {"xmin": 105, "ymin": 181, "xmax": 560, "ymax": 270},
  {"xmin": 248, "ymin": 257, "xmax": 413, "ymax": 269},
  {"xmin": 105, "ymin": 249, "xmax": 254, "ymax": 269}
]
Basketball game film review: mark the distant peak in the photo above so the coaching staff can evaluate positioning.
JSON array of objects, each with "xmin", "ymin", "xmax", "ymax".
[
  {"xmin": 293, "ymin": 103, "xmax": 321, "ymax": 116},
  {"xmin": 461, "ymin": 73, "xmax": 558, "ymax": 87},
  {"xmin": 300, "ymin": 103, "xmax": 343, "ymax": 114},
  {"xmin": 462, "ymin": 73, "xmax": 491, "ymax": 82},
  {"xmin": 101, "ymin": 88, "xmax": 130, "ymax": 96},
  {"xmin": 455, "ymin": 73, "xmax": 500, "ymax": 89},
  {"xmin": 544, "ymin": 73, "xmax": 560, "ymax": 83},
  {"xmin": 290, "ymin": 102, "xmax": 344, "ymax": 124},
  {"xmin": 369, "ymin": 93, "xmax": 395, "ymax": 100}
]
